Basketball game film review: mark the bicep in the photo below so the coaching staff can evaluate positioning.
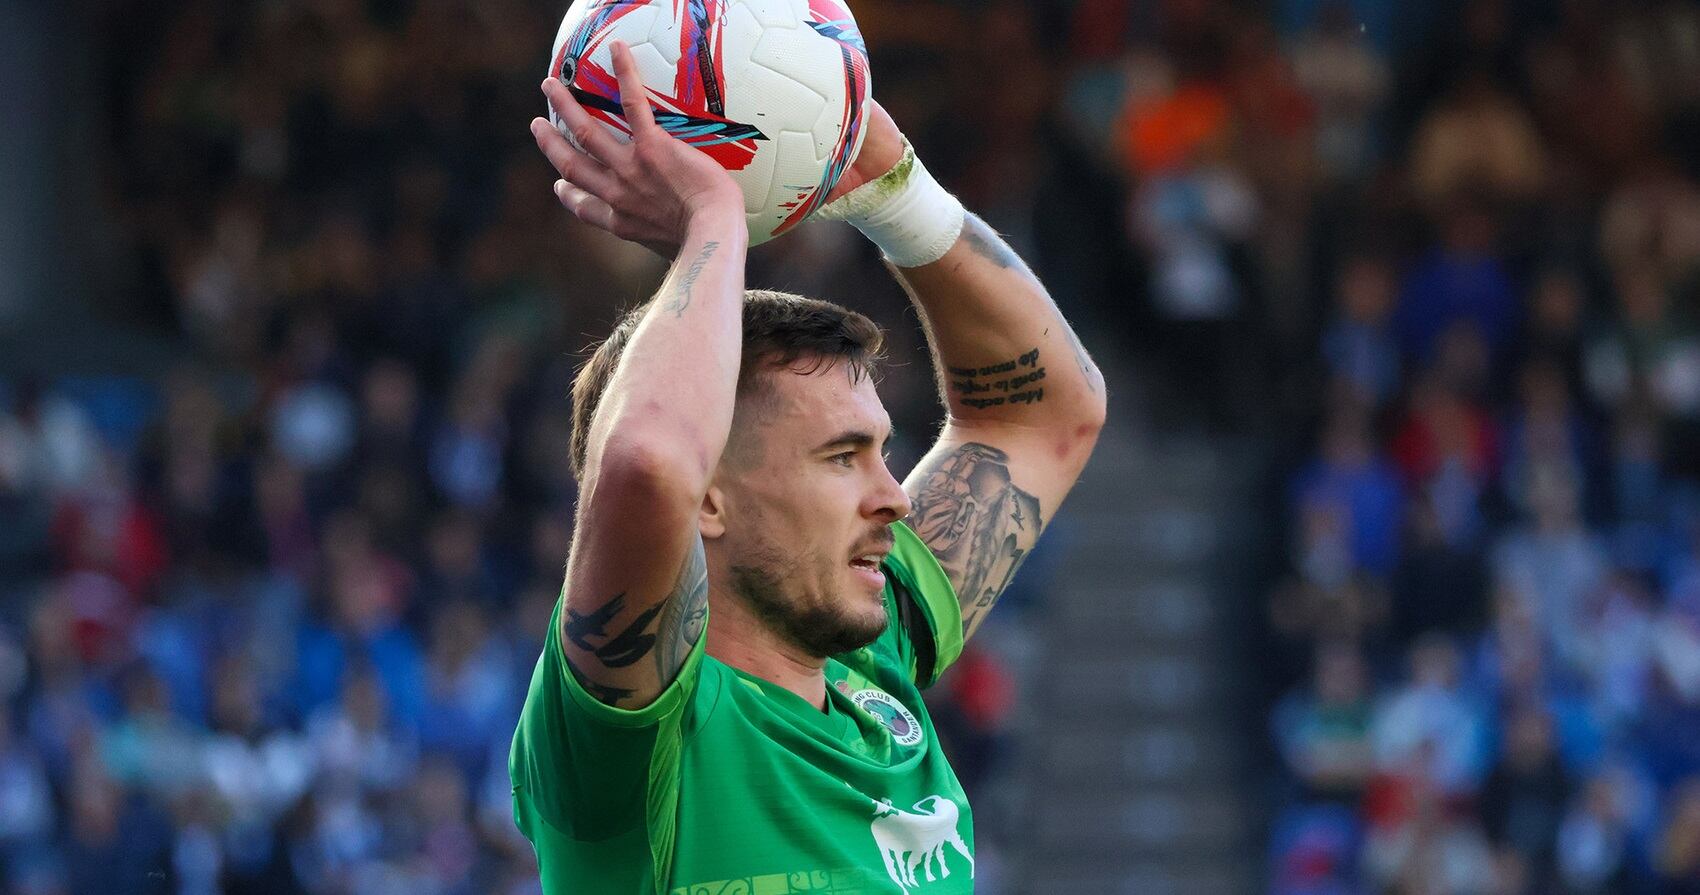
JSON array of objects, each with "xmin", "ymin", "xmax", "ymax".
[
  {"xmin": 559, "ymin": 464, "xmax": 709, "ymax": 710},
  {"xmin": 902, "ymin": 424, "xmax": 1086, "ymax": 640}
]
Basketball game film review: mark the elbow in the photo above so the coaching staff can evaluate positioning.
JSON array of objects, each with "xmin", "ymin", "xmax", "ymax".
[
  {"xmin": 1063, "ymin": 389, "xmax": 1108, "ymax": 462},
  {"xmin": 589, "ymin": 433, "xmax": 711, "ymax": 508},
  {"xmin": 1081, "ymin": 384, "xmax": 1109, "ymax": 435},
  {"xmin": 1073, "ymin": 382, "xmax": 1108, "ymax": 443}
]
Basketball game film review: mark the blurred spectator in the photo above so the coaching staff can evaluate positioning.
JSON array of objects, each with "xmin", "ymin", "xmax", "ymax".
[
  {"xmin": 1557, "ymin": 767, "xmax": 1644, "ymax": 893},
  {"xmin": 1288, "ymin": 1, "xmax": 1389, "ymax": 186},
  {"xmin": 1479, "ymin": 703, "xmax": 1573, "ymax": 889},
  {"xmin": 1659, "ymin": 778, "xmax": 1700, "ymax": 893},
  {"xmin": 1597, "ymin": 156, "xmax": 1700, "ymax": 290},
  {"xmin": 419, "ymin": 600, "xmax": 514, "ymax": 783},
  {"xmin": 1392, "ymin": 202, "xmax": 1519, "ymax": 370},
  {"xmin": 1407, "ymin": 71, "xmax": 1546, "ymax": 213},
  {"xmin": 1584, "ymin": 262, "xmax": 1700, "ymax": 422},
  {"xmin": 306, "ymin": 668, "xmax": 417, "ymax": 796},
  {"xmin": 64, "ymin": 756, "xmax": 174, "ymax": 895},
  {"xmin": 1390, "ymin": 489, "xmax": 1490, "ymax": 647},
  {"xmin": 1390, "ymin": 375, "xmax": 1498, "ymax": 549},
  {"xmin": 1498, "ymin": 360, "xmax": 1592, "ymax": 523},
  {"xmin": 99, "ymin": 662, "xmax": 203, "ymax": 801},
  {"xmin": 1370, "ymin": 633, "xmax": 1488, "ymax": 797},
  {"xmin": 1291, "ymin": 400, "xmax": 1404, "ymax": 578},
  {"xmin": 1274, "ymin": 642, "xmax": 1375, "ymax": 801},
  {"xmin": 1320, "ymin": 256, "xmax": 1401, "ymax": 407},
  {"xmin": 1574, "ymin": 571, "xmax": 1658, "ymax": 735},
  {"xmin": 1361, "ymin": 768, "xmax": 1496, "ymax": 895},
  {"xmin": 1491, "ymin": 468, "xmax": 1609, "ymax": 673},
  {"xmin": 928, "ymin": 643, "xmax": 1015, "ymax": 793},
  {"xmin": 0, "ymin": 708, "xmax": 53, "ymax": 868},
  {"xmin": 1515, "ymin": 269, "xmax": 1589, "ymax": 402}
]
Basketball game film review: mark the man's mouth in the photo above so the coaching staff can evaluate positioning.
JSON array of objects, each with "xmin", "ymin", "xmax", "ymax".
[{"xmin": 849, "ymin": 552, "xmax": 886, "ymax": 570}]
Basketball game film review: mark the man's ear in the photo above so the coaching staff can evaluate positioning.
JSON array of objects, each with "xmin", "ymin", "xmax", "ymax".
[{"xmin": 700, "ymin": 484, "xmax": 726, "ymax": 540}]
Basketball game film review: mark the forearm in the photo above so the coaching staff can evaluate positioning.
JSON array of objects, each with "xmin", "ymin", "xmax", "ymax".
[
  {"xmin": 893, "ymin": 214, "xmax": 1106, "ymax": 433},
  {"xmin": 585, "ymin": 209, "xmax": 749, "ymax": 491}
]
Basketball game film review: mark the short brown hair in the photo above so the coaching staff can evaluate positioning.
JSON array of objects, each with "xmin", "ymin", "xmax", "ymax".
[{"xmin": 568, "ymin": 289, "xmax": 884, "ymax": 480}]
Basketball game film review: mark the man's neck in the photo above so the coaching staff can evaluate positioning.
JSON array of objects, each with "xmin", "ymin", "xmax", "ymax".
[{"xmin": 704, "ymin": 593, "xmax": 829, "ymax": 711}]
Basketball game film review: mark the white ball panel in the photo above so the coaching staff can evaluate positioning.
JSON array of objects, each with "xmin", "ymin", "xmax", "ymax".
[
  {"xmin": 771, "ymin": 129, "xmax": 830, "ymax": 194},
  {"xmin": 721, "ymin": 61, "xmax": 827, "ymax": 138},
  {"xmin": 627, "ymin": 38, "xmax": 675, "ymax": 96},
  {"xmin": 748, "ymin": 27, "xmax": 844, "ymax": 104},
  {"xmin": 644, "ymin": 4, "xmax": 683, "ymax": 67},
  {"xmin": 739, "ymin": 0, "xmax": 802, "ymax": 30}
]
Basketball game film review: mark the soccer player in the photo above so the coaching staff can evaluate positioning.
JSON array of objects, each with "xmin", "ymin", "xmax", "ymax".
[{"xmin": 510, "ymin": 42, "xmax": 1105, "ymax": 892}]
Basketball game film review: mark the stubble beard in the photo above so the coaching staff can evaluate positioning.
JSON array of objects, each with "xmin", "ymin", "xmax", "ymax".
[{"xmin": 729, "ymin": 550, "xmax": 887, "ymax": 659}]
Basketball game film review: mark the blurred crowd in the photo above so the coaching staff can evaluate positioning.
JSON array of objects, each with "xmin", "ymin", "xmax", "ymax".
[{"xmin": 1166, "ymin": 0, "xmax": 1700, "ymax": 892}]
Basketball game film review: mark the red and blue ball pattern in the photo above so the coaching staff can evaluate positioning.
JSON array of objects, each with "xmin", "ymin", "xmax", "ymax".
[{"xmin": 549, "ymin": 0, "xmax": 872, "ymax": 243}]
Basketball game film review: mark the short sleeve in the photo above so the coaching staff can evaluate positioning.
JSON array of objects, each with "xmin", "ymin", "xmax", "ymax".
[
  {"xmin": 880, "ymin": 521, "xmax": 963, "ymax": 689},
  {"xmin": 508, "ymin": 594, "xmax": 707, "ymax": 847}
]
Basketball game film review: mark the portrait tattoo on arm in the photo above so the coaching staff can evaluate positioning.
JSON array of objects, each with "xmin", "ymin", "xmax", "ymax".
[
  {"xmin": 653, "ymin": 536, "xmax": 709, "ymax": 685},
  {"xmin": 907, "ymin": 442, "xmax": 1043, "ymax": 635}
]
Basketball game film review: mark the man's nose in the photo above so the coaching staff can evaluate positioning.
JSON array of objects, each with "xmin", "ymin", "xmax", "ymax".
[{"xmin": 869, "ymin": 464, "xmax": 911, "ymax": 522}]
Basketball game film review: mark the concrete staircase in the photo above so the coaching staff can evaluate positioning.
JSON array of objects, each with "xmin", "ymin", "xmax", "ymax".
[{"xmin": 989, "ymin": 415, "xmax": 1261, "ymax": 893}]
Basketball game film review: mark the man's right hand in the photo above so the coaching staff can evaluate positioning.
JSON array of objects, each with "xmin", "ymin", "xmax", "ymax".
[{"xmin": 531, "ymin": 40, "xmax": 745, "ymax": 258}]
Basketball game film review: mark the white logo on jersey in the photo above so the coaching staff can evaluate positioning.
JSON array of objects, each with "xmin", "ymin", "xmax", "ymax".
[{"xmin": 869, "ymin": 796, "xmax": 973, "ymax": 891}]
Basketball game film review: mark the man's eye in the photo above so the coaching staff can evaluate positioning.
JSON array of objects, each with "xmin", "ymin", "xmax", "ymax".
[{"xmin": 830, "ymin": 451, "xmax": 856, "ymax": 466}]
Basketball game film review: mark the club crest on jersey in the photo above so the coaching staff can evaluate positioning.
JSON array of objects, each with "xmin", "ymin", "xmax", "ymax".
[{"xmin": 851, "ymin": 688, "xmax": 923, "ymax": 747}]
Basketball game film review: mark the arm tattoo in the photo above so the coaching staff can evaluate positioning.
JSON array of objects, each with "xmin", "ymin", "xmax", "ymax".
[
  {"xmin": 561, "ymin": 539, "xmax": 708, "ymax": 706},
  {"xmin": 908, "ymin": 442, "xmax": 1043, "ymax": 635},
  {"xmin": 565, "ymin": 592, "xmax": 663, "ymax": 668},
  {"xmin": 653, "ymin": 536, "xmax": 709, "ymax": 685},
  {"xmin": 960, "ymin": 215, "xmax": 1099, "ymax": 395},
  {"xmin": 564, "ymin": 654, "xmax": 636, "ymax": 705},
  {"xmin": 662, "ymin": 240, "xmax": 720, "ymax": 318},
  {"xmin": 947, "ymin": 347, "xmax": 1046, "ymax": 409}
]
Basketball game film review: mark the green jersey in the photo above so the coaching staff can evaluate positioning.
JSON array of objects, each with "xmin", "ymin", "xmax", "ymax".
[{"xmin": 509, "ymin": 521, "xmax": 974, "ymax": 894}]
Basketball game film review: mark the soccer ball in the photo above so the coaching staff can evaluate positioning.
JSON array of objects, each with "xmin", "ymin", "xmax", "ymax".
[{"xmin": 546, "ymin": 0, "xmax": 871, "ymax": 245}]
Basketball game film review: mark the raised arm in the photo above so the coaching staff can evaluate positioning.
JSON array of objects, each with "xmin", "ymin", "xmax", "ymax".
[
  {"xmin": 532, "ymin": 42, "xmax": 747, "ymax": 709},
  {"xmin": 899, "ymin": 216, "xmax": 1106, "ymax": 640},
  {"xmin": 824, "ymin": 107, "xmax": 1107, "ymax": 641}
]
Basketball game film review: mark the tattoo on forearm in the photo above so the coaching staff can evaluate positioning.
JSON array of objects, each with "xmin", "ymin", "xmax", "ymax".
[
  {"xmin": 663, "ymin": 241, "xmax": 721, "ymax": 318},
  {"xmin": 908, "ymin": 442, "xmax": 1043, "ymax": 635},
  {"xmin": 947, "ymin": 347, "xmax": 1046, "ymax": 409},
  {"xmin": 959, "ymin": 215, "xmax": 1099, "ymax": 395},
  {"xmin": 564, "ymin": 654, "xmax": 636, "ymax": 705},
  {"xmin": 653, "ymin": 537, "xmax": 709, "ymax": 684},
  {"xmin": 565, "ymin": 593, "xmax": 664, "ymax": 668}
]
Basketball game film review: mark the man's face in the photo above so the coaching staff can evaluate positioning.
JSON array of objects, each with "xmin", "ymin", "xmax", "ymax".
[{"xmin": 709, "ymin": 362, "xmax": 911, "ymax": 658}]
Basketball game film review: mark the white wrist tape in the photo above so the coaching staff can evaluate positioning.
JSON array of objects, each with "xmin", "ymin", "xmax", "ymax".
[{"xmin": 818, "ymin": 139, "xmax": 966, "ymax": 268}]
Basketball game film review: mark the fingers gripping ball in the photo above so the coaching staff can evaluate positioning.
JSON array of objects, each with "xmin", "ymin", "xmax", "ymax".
[{"xmin": 547, "ymin": 0, "xmax": 871, "ymax": 245}]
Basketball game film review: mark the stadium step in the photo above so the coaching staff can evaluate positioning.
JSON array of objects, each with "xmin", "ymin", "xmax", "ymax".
[
  {"xmin": 1031, "ymin": 722, "xmax": 1242, "ymax": 787},
  {"xmin": 999, "ymin": 421, "xmax": 1257, "ymax": 894}
]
